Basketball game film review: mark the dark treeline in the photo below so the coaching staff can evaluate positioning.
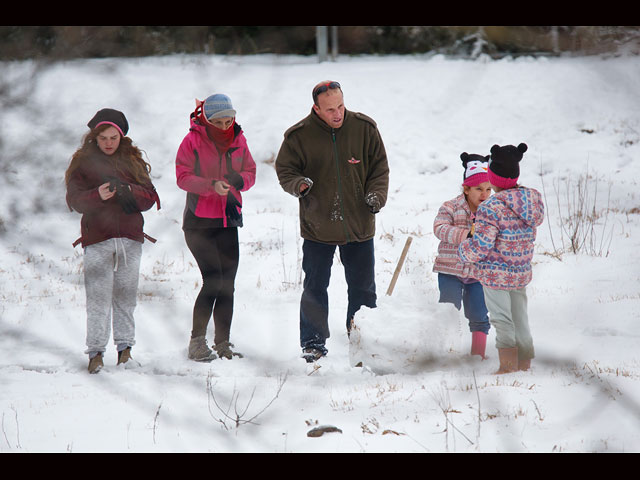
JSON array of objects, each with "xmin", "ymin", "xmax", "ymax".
[{"xmin": 1, "ymin": 26, "xmax": 639, "ymax": 61}]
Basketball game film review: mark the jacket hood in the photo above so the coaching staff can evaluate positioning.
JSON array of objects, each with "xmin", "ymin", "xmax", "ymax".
[{"xmin": 493, "ymin": 187, "xmax": 544, "ymax": 227}]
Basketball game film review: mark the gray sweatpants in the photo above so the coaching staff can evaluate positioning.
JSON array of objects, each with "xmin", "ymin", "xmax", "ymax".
[
  {"xmin": 483, "ymin": 286, "xmax": 534, "ymax": 361},
  {"xmin": 84, "ymin": 238, "xmax": 142, "ymax": 357}
]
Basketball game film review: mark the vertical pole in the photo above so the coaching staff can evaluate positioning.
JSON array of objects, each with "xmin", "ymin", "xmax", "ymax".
[
  {"xmin": 551, "ymin": 26, "xmax": 559, "ymax": 54},
  {"xmin": 331, "ymin": 26, "xmax": 338, "ymax": 60},
  {"xmin": 316, "ymin": 26, "xmax": 328, "ymax": 62}
]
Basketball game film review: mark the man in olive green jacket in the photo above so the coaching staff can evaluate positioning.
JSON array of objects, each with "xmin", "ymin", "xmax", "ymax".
[{"xmin": 275, "ymin": 81, "xmax": 390, "ymax": 363}]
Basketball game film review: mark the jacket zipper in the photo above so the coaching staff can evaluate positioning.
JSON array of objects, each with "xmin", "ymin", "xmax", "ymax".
[
  {"xmin": 332, "ymin": 129, "xmax": 351, "ymax": 243},
  {"xmin": 219, "ymin": 150, "xmax": 228, "ymax": 228}
]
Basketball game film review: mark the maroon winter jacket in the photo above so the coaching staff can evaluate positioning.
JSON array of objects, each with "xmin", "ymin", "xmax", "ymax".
[{"xmin": 66, "ymin": 147, "xmax": 160, "ymax": 248}]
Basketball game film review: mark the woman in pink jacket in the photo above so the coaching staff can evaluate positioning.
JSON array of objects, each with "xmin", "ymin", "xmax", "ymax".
[{"xmin": 176, "ymin": 94, "xmax": 256, "ymax": 361}]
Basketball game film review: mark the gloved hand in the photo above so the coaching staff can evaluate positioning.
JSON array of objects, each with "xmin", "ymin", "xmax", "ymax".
[
  {"xmin": 365, "ymin": 192, "xmax": 381, "ymax": 214},
  {"xmin": 224, "ymin": 171, "xmax": 244, "ymax": 190},
  {"xmin": 105, "ymin": 176, "xmax": 138, "ymax": 214},
  {"xmin": 104, "ymin": 176, "xmax": 120, "ymax": 193},
  {"xmin": 225, "ymin": 193, "xmax": 242, "ymax": 221},
  {"xmin": 117, "ymin": 184, "xmax": 139, "ymax": 214},
  {"xmin": 298, "ymin": 178, "xmax": 313, "ymax": 197}
]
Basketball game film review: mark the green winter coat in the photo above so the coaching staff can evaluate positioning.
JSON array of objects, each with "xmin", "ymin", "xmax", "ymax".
[{"xmin": 275, "ymin": 108, "xmax": 389, "ymax": 245}]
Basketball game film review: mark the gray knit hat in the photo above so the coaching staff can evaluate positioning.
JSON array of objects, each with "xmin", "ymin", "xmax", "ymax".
[{"xmin": 203, "ymin": 93, "xmax": 236, "ymax": 120}]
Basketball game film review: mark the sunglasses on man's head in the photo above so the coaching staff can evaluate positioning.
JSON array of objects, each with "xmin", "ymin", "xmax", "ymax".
[{"xmin": 313, "ymin": 82, "xmax": 341, "ymax": 102}]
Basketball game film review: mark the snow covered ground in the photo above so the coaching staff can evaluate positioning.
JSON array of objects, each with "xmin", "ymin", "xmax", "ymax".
[{"xmin": 1, "ymin": 52, "xmax": 639, "ymax": 452}]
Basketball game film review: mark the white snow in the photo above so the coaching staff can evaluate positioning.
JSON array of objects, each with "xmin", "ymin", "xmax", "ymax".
[{"xmin": 1, "ymin": 52, "xmax": 639, "ymax": 452}]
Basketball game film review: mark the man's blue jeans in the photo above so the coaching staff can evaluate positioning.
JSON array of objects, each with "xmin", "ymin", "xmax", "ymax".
[
  {"xmin": 300, "ymin": 238, "xmax": 377, "ymax": 353},
  {"xmin": 437, "ymin": 273, "xmax": 490, "ymax": 334}
]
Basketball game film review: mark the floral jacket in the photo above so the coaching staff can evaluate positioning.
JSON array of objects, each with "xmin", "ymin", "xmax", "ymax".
[{"xmin": 459, "ymin": 187, "xmax": 544, "ymax": 290}]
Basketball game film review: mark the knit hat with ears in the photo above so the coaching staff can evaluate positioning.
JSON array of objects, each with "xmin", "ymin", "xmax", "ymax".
[
  {"xmin": 87, "ymin": 108, "xmax": 129, "ymax": 137},
  {"xmin": 487, "ymin": 143, "xmax": 528, "ymax": 189},
  {"xmin": 461, "ymin": 152, "xmax": 490, "ymax": 187}
]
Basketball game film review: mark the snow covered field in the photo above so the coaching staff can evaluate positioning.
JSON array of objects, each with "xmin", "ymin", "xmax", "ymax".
[{"xmin": 1, "ymin": 52, "xmax": 639, "ymax": 452}]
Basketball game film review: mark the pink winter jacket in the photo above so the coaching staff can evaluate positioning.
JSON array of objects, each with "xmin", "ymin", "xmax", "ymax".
[
  {"xmin": 176, "ymin": 117, "xmax": 256, "ymax": 228},
  {"xmin": 459, "ymin": 187, "xmax": 545, "ymax": 290},
  {"xmin": 433, "ymin": 193, "xmax": 478, "ymax": 279}
]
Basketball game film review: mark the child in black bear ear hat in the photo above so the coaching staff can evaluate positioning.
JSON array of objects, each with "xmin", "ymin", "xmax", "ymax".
[
  {"xmin": 433, "ymin": 151, "xmax": 492, "ymax": 360},
  {"xmin": 459, "ymin": 143, "xmax": 545, "ymax": 374},
  {"xmin": 486, "ymin": 143, "xmax": 528, "ymax": 190}
]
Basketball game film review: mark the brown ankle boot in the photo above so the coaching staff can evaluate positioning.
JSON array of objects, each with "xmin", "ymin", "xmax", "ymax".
[
  {"xmin": 495, "ymin": 347, "xmax": 518, "ymax": 374},
  {"xmin": 518, "ymin": 358, "xmax": 531, "ymax": 371},
  {"xmin": 188, "ymin": 336, "xmax": 216, "ymax": 362},
  {"xmin": 88, "ymin": 353, "xmax": 103, "ymax": 374},
  {"xmin": 117, "ymin": 347, "xmax": 132, "ymax": 365}
]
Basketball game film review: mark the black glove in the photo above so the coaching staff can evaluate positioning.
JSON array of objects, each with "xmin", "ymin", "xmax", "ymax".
[
  {"xmin": 105, "ymin": 176, "xmax": 120, "ymax": 193},
  {"xmin": 365, "ymin": 192, "xmax": 381, "ymax": 214},
  {"xmin": 224, "ymin": 171, "xmax": 244, "ymax": 190},
  {"xmin": 105, "ymin": 176, "xmax": 138, "ymax": 214},
  {"xmin": 225, "ymin": 193, "xmax": 242, "ymax": 221},
  {"xmin": 117, "ymin": 184, "xmax": 139, "ymax": 214}
]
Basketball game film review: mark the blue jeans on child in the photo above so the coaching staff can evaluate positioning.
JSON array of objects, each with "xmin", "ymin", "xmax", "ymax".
[
  {"xmin": 300, "ymin": 238, "xmax": 377, "ymax": 354},
  {"xmin": 438, "ymin": 273, "xmax": 490, "ymax": 334}
]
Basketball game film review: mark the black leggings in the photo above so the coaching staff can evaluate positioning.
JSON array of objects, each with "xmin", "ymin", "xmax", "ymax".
[{"xmin": 184, "ymin": 227, "xmax": 239, "ymax": 343}]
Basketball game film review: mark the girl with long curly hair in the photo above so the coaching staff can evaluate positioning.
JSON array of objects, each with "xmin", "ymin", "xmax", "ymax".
[{"xmin": 65, "ymin": 108, "xmax": 160, "ymax": 374}]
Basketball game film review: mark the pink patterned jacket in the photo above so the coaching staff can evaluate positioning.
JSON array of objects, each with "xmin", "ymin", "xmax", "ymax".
[
  {"xmin": 433, "ymin": 194, "xmax": 478, "ymax": 280},
  {"xmin": 459, "ymin": 187, "xmax": 545, "ymax": 290}
]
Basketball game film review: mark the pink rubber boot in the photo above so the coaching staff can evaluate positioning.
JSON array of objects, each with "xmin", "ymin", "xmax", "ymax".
[{"xmin": 471, "ymin": 332, "xmax": 487, "ymax": 359}]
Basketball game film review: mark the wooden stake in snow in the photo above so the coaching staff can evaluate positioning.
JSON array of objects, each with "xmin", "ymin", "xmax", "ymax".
[{"xmin": 386, "ymin": 236, "xmax": 413, "ymax": 296}]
